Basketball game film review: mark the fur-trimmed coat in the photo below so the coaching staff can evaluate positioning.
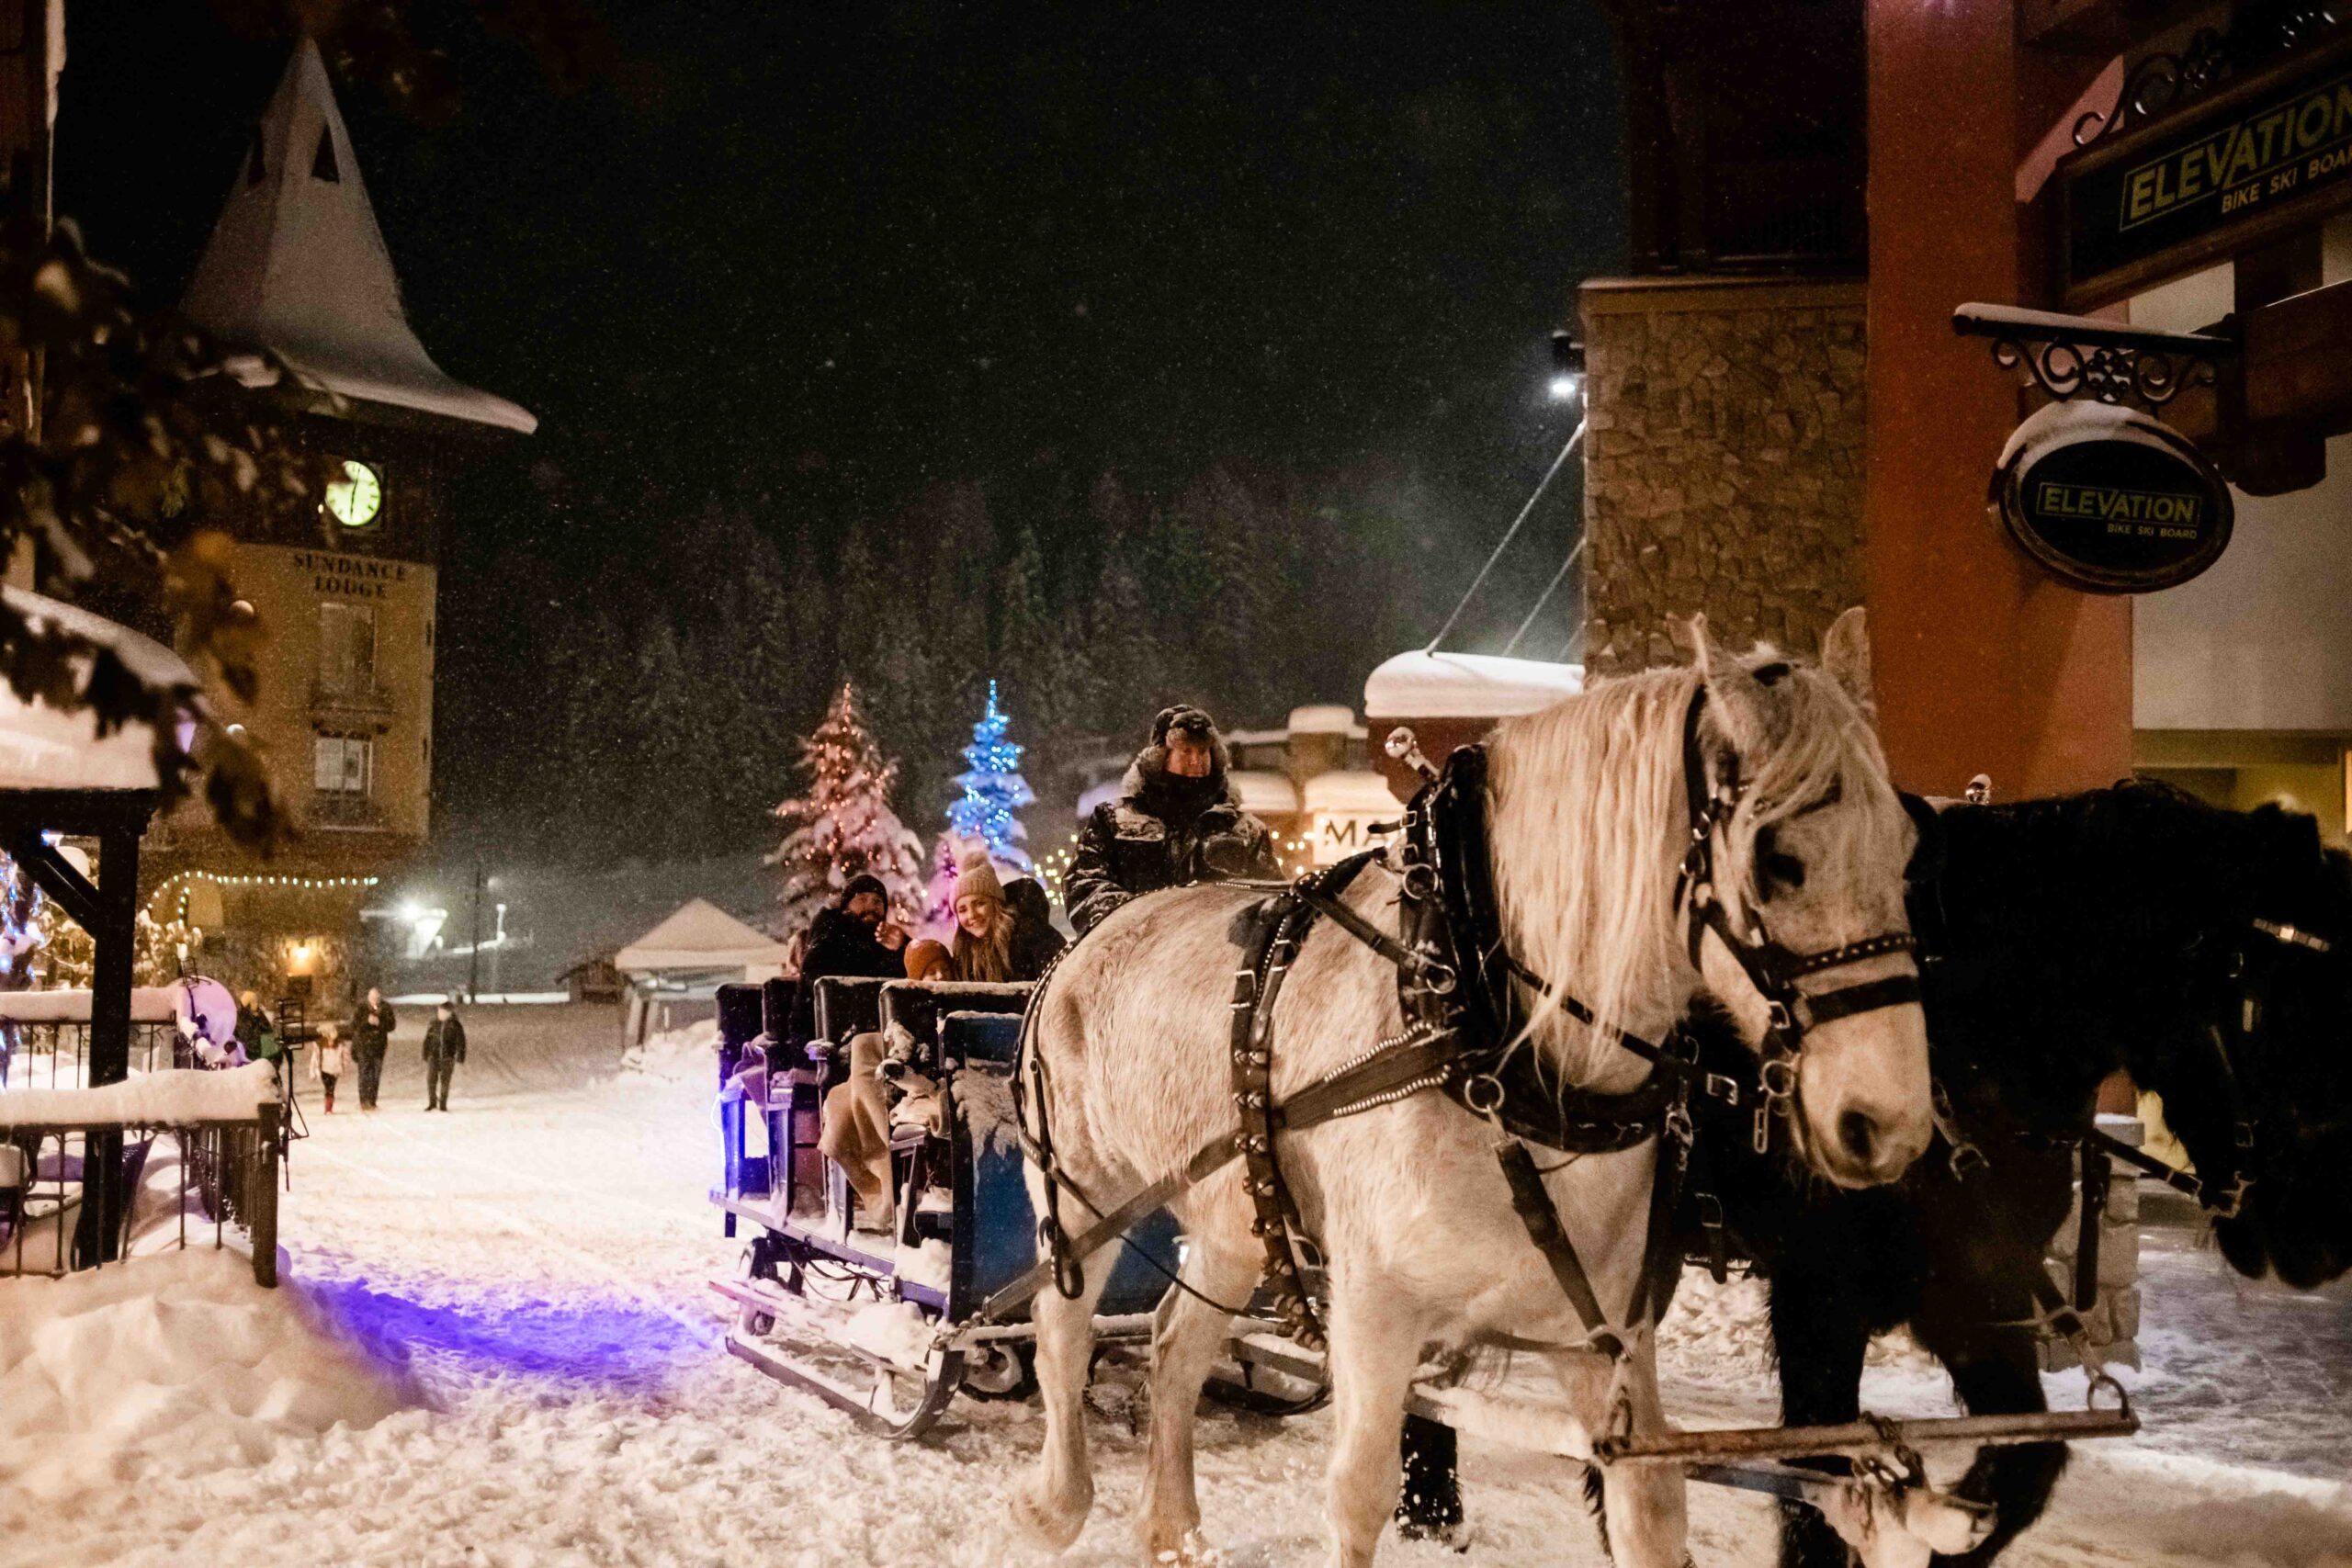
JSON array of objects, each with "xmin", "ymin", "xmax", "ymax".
[{"xmin": 1065, "ymin": 749, "xmax": 1278, "ymax": 936}]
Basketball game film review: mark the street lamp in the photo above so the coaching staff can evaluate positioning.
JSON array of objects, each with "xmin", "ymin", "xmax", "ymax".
[{"xmin": 1547, "ymin": 329, "xmax": 1586, "ymax": 403}]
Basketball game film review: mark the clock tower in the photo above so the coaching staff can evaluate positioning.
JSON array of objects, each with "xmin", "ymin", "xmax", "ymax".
[{"xmin": 151, "ymin": 39, "xmax": 534, "ymax": 1001}]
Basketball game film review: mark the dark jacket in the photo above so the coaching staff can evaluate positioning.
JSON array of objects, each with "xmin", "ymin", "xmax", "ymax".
[
  {"xmin": 233, "ymin": 1003, "xmax": 278, "ymax": 1061},
  {"xmin": 1066, "ymin": 747, "xmax": 1279, "ymax": 937},
  {"xmin": 424, "ymin": 1015, "xmax": 468, "ymax": 1065},
  {"xmin": 351, "ymin": 999, "xmax": 396, "ymax": 1065},
  {"xmin": 791, "ymin": 907, "xmax": 908, "ymax": 1040},
  {"xmin": 1006, "ymin": 880, "xmax": 1068, "ymax": 977},
  {"xmin": 800, "ymin": 908, "xmax": 909, "ymax": 983}
]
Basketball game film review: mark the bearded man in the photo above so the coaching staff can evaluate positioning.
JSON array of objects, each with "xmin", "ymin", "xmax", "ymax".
[{"xmin": 1064, "ymin": 705, "xmax": 1278, "ymax": 936}]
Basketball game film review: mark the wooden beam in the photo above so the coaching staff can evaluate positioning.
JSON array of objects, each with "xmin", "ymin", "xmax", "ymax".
[
  {"xmin": 2242, "ymin": 277, "xmax": 2352, "ymax": 434},
  {"xmin": 6, "ymin": 830, "xmax": 98, "ymax": 931}
]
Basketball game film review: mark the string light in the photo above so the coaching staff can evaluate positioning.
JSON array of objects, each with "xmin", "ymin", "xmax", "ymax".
[{"xmin": 153, "ymin": 869, "xmax": 379, "ymax": 922}]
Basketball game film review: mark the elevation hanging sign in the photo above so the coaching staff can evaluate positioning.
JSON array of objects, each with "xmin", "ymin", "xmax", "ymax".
[
  {"xmin": 2062, "ymin": 39, "xmax": 2352, "ymax": 305},
  {"xmin": 1990, "ymin": 401, "xmax": 2233, "ymax": 593}
]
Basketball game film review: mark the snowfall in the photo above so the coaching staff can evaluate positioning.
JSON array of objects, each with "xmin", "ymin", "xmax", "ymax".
[{"xmin": 2, "ymin": 1005, "xmax": 2346, "ymax": 1567}]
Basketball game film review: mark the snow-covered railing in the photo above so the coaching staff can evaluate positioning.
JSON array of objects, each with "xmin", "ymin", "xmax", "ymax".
[
  {"xmin": 0, "ymin": 987, "xmax": 187, "ymax": 1089},
  {"xmin": 0, "ymin": 1064, "xmax": 283, "ymax": 1287}
]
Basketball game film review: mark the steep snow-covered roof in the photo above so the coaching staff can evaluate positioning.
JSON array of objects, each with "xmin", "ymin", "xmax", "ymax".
[
  {"xmin": 180, "ymin": 40, "xmax": 536, "ymax": 435},
  {"xmin": 1363, "ymin": 649, "xmax": 1585, "ymax": 720},
  {"xmin": 615, "ymin": 898, "xmax": 786, "ymax": 975}
]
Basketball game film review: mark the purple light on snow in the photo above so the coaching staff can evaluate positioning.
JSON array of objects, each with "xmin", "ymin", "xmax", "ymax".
[{"xmin": 308, "ymin": 1279, "xmax": 713, "ymax": 1389}]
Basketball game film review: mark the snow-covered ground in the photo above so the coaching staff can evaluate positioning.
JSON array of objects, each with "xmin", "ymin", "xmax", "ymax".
[{"xmin": 6, "ymin": 1003, "xmax": 2349, "ymax": 1565}]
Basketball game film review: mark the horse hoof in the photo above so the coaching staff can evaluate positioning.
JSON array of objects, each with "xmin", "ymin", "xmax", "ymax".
[
  {"xmin": 1138, "ymin": 1522, "xmax": 1213, "ymax": 1563},
  {"xmin": 1010, "ymin": 1477, "xmax": 1091, "ymax": 1551}
]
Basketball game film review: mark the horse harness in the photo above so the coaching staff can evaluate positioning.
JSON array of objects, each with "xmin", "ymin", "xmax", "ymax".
[{"xmin": 993, "ymin": 685, "xmax": 1924, "ymax": 1360}]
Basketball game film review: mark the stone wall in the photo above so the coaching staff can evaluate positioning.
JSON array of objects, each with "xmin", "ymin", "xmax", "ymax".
[
  {"xmin": 2041, "ymin": 1113, "xmax": 2145, "ymax": 1372},
  {"xmin": 1578, "ymin": 277, "xmax": 1868, "ymax": 675}
]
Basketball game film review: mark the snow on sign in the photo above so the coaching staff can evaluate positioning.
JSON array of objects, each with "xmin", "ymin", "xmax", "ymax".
[{"xmin": 1990, "ymin": 400, "xmax": 2233, "ymax": 594}]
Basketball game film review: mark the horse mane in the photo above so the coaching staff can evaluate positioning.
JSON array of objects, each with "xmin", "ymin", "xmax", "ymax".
[{"xmin": 1480, "ymin": 650, "xmax": 1898, "ymax": 1089}]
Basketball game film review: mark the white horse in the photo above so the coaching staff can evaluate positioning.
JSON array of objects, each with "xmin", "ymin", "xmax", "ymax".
[{"xmin": 1012, "ymin": 612, "xmax": 1933, "ymax": 1568}]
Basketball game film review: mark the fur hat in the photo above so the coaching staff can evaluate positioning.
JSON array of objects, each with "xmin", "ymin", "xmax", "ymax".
[
  {"xmin": 1151, "ymin": 704, "xmax": 1220, "ymax": 747},
  {"xmin": 1127, "ymin": 703, "xmax": 1233, "ymax": 802},
  {"xmin": 955, "ymin": 852, "xmax": 1005, "ymax": 906}
]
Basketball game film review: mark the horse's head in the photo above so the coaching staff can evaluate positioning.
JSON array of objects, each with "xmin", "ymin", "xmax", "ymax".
[
  {"xmin": 2148, "ymin": 804, "xmax": 2352, "ymax": 1289},
  {"xmin": 1682, "ymin": 610, "xmax": 1932, "ymax": 1188},
  {"xmin": 1486, "ymin": 608, "xmax": 1930, "ymax": 1190}
]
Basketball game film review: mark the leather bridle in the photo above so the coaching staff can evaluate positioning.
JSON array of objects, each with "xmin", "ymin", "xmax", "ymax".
[
  {"xmin": 2084, "ymin": 913, "xmax": 2335, "ymax": 1221},
  {"xmin": 1666, "ymin": 685, "xmax": 1925, "ymax": 1154}
]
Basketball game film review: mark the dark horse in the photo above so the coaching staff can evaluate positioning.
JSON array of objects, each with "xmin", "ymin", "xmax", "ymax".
[{"xmin": 1701, "ymin": 781, "xmax": 2352, "ymax": 1567}]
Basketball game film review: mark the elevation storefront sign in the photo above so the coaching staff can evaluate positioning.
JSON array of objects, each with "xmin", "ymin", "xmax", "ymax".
[
  {"xmin": 1991, "ymin": 401, "xmax": 2233, "ymax": 593},
  {"xmin": 2062, "ymin": 39, "xmax": 2352, "ymax": 306}
]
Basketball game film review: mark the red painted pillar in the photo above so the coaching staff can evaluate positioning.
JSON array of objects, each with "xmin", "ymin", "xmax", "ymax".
[{"xmin": 1865, "ymin": 0, "xmax": 2132, "ymax": 799}]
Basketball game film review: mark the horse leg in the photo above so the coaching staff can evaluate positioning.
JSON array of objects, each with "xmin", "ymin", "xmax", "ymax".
[
  {"xmin": 1908, "ymin": 1308, "xmax": 2065, "ymax": 1568},
  {"xmin": 1770, "ymin": 1263, "xmax": 1873, "ymax": 1568},
  {"xmin": 1320, "ymin": 1271, "xmax": 1427, "ymax": 1568},
  {"xmin": 1137, "ymin": 1237, "xmax": 1261, "ymax": 1562},
  {"xmin": 1550, "ymin": 1336, "xmax": 1689, "ymax": 1568},
  {"xmin": 1011, "ymin": 1235, "xmax": 1121, "ymax": 1550}
]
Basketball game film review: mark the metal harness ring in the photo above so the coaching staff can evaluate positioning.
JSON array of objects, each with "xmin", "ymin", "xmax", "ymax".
[{"xmin": 1461, "ymin": 1071, "xmax": 1507, "ymax": 1118}]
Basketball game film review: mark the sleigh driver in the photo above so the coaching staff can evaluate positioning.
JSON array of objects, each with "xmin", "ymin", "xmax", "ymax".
[{"xmin": 1064, "ymin": 704, "xmax": 1280, "ymax": 935}]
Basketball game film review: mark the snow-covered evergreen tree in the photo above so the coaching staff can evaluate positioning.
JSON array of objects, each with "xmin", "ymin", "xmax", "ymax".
[
  {"xmin": 945, "ymin": 681, "xmax": 1035, "ymax": 872},
  {"xmin": 769, "ymin": 682, "xmax": 926, "ymax": 934}
]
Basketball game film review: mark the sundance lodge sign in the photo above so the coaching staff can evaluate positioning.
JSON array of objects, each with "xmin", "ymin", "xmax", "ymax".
[
  {"xmin": 2064, "ymin": 43, "xmax": 2352, "ymax": 303},
  {"xmin": 1991, "ymin": 401, "xmax": 2233, "ymax": 593},
  {"xmin": 292, "ymin": 551, "xmax": 413, "ymax": 601}
]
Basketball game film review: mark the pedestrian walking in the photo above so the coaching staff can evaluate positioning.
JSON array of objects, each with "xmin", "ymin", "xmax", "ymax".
[
  {"xmin": 350, "ymin": 987, "xmax": 395, "ymax": 1111},
  {"xmin": 423, "ymin": 1001, "xmax": 467, "ymax": 1111},
  {"xmin": 313, "ymin": 1023, "xmax": 347, "ymax": 1113}
]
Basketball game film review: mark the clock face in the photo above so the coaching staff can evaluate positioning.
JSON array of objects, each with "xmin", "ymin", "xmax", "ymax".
[{"xmin": 322, "ymin": 459, "xmax": 383, "ymax": 528}]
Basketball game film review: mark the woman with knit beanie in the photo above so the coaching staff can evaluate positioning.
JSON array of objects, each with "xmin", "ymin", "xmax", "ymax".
[{"xmin": 822, "ymin": 852, "xmax": 1042, "ymax": 1228}]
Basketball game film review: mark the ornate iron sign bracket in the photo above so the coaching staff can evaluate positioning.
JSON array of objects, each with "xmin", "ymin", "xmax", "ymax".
[
  {"xmin": 2072, "ymin": 6, "xmax": 2346, "ymax": 149},
  {"xmin": 1951, "ymin": 304, "xmax": 2234, "ymax": 410}
]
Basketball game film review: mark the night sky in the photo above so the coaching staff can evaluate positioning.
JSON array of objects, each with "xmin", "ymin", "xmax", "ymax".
[{"xmin": 53, "ymin": 2, "xmax": 1623, "ymax": 843}]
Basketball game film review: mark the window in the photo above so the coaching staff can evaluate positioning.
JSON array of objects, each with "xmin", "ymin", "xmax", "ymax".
[
  {"xmin": 314, "ymin": 737, "xmax": 372, "ymax": 797},
  {"xmin": 318, "ymin": 603, "xmax": 376, "ymax": 696}
]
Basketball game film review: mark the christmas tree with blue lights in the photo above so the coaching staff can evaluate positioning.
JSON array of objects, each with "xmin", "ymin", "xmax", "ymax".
[{"xmin": 946, "ymin": 681, "xmax": 1035, "ymax": 872}]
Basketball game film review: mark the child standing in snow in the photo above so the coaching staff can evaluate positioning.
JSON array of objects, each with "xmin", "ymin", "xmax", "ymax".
[{"xmin": 314, "ymin": 1023, "xmax": 348, "ymax": 1113}]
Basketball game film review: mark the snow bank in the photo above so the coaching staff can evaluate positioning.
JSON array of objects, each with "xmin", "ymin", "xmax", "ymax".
[
  {"xmin": 0, "ymin": 1249, "xmax": 419, "ymax": 1506},
  {"xmin": 618, "ymin": 1018, "xmax": 718, "ymax": 1083},
  {"xmin": 0, "ymin": 1063, "xmax": 277, "ymax": 1129}
]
